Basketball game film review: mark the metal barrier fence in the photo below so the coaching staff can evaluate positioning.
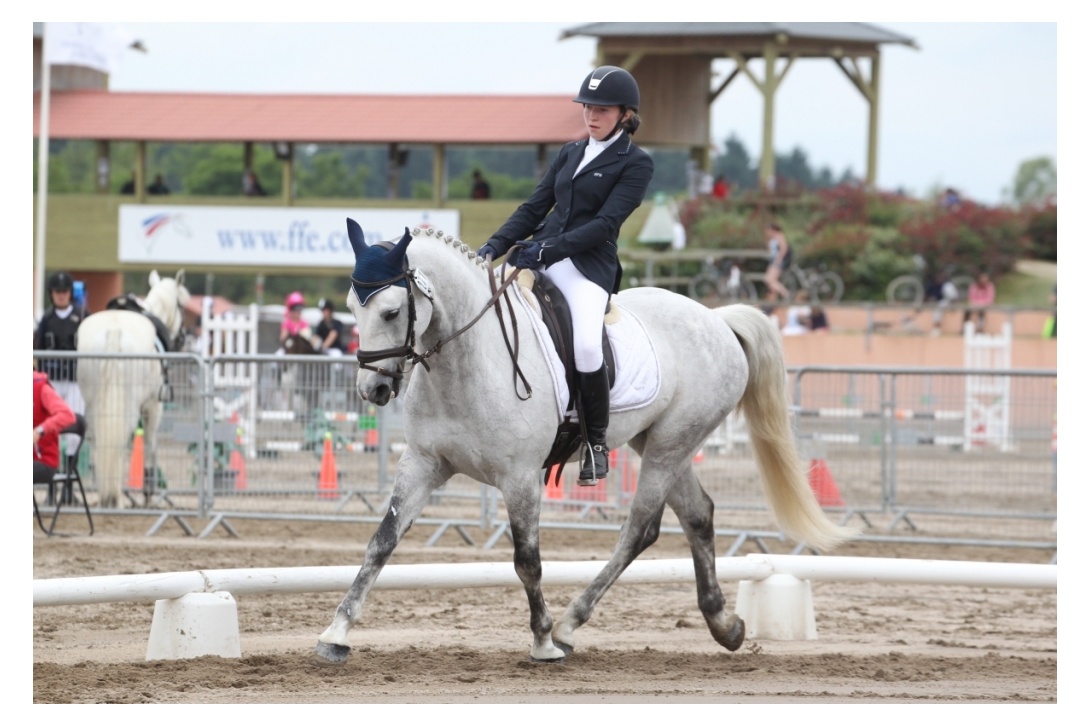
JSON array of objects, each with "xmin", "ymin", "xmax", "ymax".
[{"xmin": 33, "ymin": 351, "xmax": 1056, "ymax": 551}]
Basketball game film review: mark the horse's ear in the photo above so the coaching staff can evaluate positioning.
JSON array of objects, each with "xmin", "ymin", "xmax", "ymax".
[
  {"xmin": 388, "ymin": 227, "xmax": 412, "ymax": 265},
  {"xmin": 149, "ymin": 270, "xmax": 161, "ymax": 287},
  {"xmin": 175, "ymin": 269, "xmax": 186, "ymax": 288},
  {"xmin": 346, "ymin": 218, "xmax": 367, "ymax": 258}
]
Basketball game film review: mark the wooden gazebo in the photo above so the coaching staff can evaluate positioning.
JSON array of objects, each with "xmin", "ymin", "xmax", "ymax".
[{"xmin": 561, "ymin": 22, "xmax": 917, "ymax": 187}]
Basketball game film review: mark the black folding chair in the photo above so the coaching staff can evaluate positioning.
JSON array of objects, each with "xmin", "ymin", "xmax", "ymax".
[{"xmin": 33, "ymin": 414, "xmax": 94, "ymax": 537}]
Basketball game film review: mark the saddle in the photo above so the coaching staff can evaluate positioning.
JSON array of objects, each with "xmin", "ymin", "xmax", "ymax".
[
  {"xmin": 520, "ymin": 271, "xmax": 616, "ymax": 487},
  {"xmin": 104, "ymin": 293, "xmax": 177, "ymax": 402},
  {"xmin": 105, "ymin": 293, "xmax": 177, "ymax": 353}
]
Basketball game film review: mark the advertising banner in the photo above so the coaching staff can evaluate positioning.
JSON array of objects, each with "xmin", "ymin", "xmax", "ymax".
[{"xmin": 118, "ymin": 206, "xmax": 460, "ymax": 266}]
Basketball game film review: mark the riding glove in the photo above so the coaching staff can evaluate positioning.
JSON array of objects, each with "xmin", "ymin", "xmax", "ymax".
[
  {"xmin": 513, "ymin": 241, "xmax": 545, "ymax": 270},
  {"xmin": 476, "ymin": 243, "xmax": 500, "ymax": 261}
]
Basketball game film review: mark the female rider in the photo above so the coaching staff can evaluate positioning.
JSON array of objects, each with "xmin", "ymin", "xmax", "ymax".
[{"xmin": 477, "ymin": 66, "xmax": 654, "ymax": 485}]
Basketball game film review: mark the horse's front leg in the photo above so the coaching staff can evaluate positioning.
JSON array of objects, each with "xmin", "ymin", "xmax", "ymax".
[
  {"xmin": 315, "ymin": 451, "xmax": 449, "ymax": 664},
  {"xmin": 502, "ymin": 473, "xmax": 566, "ymax": 662}
]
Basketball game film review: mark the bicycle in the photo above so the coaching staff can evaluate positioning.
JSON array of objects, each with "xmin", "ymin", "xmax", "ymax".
[
  {"xmin": 687, "ymin": 256, "xmax": 758, "ymax": 304},
  {"xmin": 781, "ymin": 261, "xmax": 844, "ymax": 304},
  {"xmin": 886, "ymin": 255, "xmax": 973, "ymax": 306}
]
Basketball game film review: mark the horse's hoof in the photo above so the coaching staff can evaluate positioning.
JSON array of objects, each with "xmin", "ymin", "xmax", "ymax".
[
  {"xmin": 529, "ymin": 654, "xmax": 566, "ymax": 664},
  {"xmin": 554, "ymin": 640, "xmax": 574, "ymax": 657},
  {"xmin": 313, "ymin": 641, "xmax": 351, "ymax": 665},
  {"xmin": 723, "ymin": 616, "xmax": 745, "ymax": 652}
]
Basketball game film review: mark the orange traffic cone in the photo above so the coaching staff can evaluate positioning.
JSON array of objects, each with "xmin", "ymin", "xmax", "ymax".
[
  {"xmin": 318, "ymin": 432, "xmax": 338, "ymax": 499},
  {"xmin": 808, "ymin": 458, "xmax": 845, "ymax": 507},
  {"xmin": 545, "ymin": 464, "xmax": 565, "ymax": 500},
  {"xmin": 229, "ymin": 427, "xmax": 247, "ymax": 490},
  {"xmin": 128, "ymin": 427, "xmax": 145, "ymax": 491}
]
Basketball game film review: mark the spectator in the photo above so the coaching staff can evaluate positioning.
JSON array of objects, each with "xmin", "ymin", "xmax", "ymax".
[
  {"xmin": 34, "ymin": 271, "xmax": 85, "ymax": 415},
  {"xmin": 711, "ymin": 175, "xmax": 730, "ymax": 200},
  {"xmin": 781, "ymin": 290, "xmax": 811, "ymax": 336},
  {"xmin": 764, "ymin": 222, "xmax": 792, "ymax": 302},
  {"xmin": 146, "ymin": 174, "xmax": 170, "ymax": 195},
  {"xmin": 120, "ymin": 173, "xmax": 136, "ymax": 194},
  {"xmin": 279, "ymin": 291, "xmax": 311, "ymax": 350},
  {"xmin": 243, "ymin": 169, "xmax": 267, "ymax": 197},
  {"xmin": 963, "ymin": 270, "xmax": 995, "ymax": 331},
  {"xmin": 315, "ymin": 298, "xmax": 347, "ymax": 354},
  {"xmin": 471, "ymin": 169, "xmax": 491, "ymax": 200},
  {"xmin": 940, "ymin": 187, "xmax": 962, "ymax": 210},
  {"xmin": 925, "ymin": 267, "xmax": 960, "ymax": 336},
  {"xmin": 808, "ymin": 304, "xmax": 830, "ymax": 333},
  {"xmin": 1042, "ymin": 285, "xmax": 1057, "ymax": 339},
  {"xmin": 33, "ymin": 370, "xmax": 76, "ymax": 487}
]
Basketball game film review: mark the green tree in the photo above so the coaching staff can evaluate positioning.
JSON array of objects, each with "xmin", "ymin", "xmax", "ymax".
[
  {"xmin": 1008, "ymin": 156, "xmax": 1056, "ymax": 208},
  {"xmin": 297, "ymin": 150, "xmax": 368, "ymax": 198},
  {"xmin": 713, "ymin": 135, "xmax": 758, "ymax": 190}
]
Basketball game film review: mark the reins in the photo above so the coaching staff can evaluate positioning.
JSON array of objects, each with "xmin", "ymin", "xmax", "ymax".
[{"xmin": 353, "ymin": 245, "xmax": 533, "ymax": 399}]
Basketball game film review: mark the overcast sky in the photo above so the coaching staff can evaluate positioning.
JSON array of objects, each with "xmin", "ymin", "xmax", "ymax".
[{"xmin": 86, "ymin": 20, "xmax": 1060, "ymax": 206}]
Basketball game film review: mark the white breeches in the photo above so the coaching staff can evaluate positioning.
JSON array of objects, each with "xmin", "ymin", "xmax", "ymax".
[{"xmin": 542, "ymin": 258, "xmax": 608, "ymax": 373}]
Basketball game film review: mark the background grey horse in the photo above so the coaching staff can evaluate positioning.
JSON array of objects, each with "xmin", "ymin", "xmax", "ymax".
[
  {"xmin": 77, "ymin": 271, "xmax": 189, "ymax": 508},
  {"xmin": 315, "ymin": 223, "xmax": 853, "ymax": 664}
]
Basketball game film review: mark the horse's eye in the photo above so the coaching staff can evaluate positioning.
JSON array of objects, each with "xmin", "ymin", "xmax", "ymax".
[{"xmin": 382, "ymin": 309, "xmax": 400, "ymax": 322}]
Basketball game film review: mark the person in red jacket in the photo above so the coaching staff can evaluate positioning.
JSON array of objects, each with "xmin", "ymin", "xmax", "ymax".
[{"xmin": 33, "ymin": 371, "xmax": 76, "ymax": 485}]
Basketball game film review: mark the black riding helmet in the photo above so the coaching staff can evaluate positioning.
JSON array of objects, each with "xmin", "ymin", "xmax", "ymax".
[
  {"xmin": 48, "ymin": 271, "xmax": 74, "ymax": 293},
  {"xmin": 572, "ymin": 65, "xmax": 640, "ymax": 111}
]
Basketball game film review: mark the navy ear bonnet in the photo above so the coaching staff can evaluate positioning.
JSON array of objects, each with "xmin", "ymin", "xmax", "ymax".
[{"xmin": 347, "ymin": 219, "xmax": 412, "ymax": 306}]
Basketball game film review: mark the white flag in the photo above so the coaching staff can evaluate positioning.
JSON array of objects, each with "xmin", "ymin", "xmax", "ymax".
[{"xmin": 43, "ymin": 22, "xmax": 139, "ymax": 75}]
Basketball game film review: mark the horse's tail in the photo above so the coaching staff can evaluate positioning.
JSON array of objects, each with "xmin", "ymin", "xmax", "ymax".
[
  {"xmin": 715, "ymin": 304, "xmax": 856, "ymax": 551},
  {"xmin": 81, "ymin": 330, "xmax": 129, "ymax": 509}
]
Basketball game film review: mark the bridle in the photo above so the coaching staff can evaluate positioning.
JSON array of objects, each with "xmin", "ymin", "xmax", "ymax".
[{"xmin": 352, "ymin": 245, "xmax": 533, "ymax": 399}]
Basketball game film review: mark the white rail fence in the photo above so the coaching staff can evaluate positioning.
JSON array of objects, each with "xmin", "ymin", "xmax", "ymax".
[{"xmin": 33, "ymin": 555, "xmax": 1057, "ymax": 660}]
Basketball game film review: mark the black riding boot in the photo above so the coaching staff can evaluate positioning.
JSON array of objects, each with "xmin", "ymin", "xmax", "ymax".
[{"xmin": 577, "ymin": 364, "xmax": 610, "ymax": 485}]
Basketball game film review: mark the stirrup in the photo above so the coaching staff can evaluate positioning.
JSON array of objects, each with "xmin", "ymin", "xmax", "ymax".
[{"xmin": 577, "ymin": 444, "xmax": 609, "ymax": 486}]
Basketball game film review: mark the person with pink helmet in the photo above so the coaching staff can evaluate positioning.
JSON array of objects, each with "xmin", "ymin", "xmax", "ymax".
[{"xmin": 279, "ymin": 291, "xmax": 311, "ymax": 348}]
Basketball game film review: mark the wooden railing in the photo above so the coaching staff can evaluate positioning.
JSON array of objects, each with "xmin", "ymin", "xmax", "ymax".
[{"xmin": 619, "ymin": 248, "xmax": 767, "ymax": 292}]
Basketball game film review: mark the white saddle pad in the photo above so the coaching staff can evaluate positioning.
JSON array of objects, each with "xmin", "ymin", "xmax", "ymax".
[{"xmin": 513, "ymin": 275, "xmax": 661, "ymax": 421}]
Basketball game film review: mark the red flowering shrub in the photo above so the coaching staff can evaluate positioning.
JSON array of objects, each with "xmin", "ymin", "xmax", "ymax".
[
  {"xmin": 1023, "ymin": 203, "xmax": 1057, "ymax": 261},
  {"xmin": 895, "ymin": 201, "xmax": 1029, "ymax": 276},
  {"xmin": 809, "ymin": 184, "xmax": 915, "ymax": 234}
]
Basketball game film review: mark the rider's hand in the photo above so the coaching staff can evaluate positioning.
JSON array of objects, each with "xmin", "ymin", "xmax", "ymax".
[
  {"xmin": 476, "ymin": 243, "xmax": 500, "ymax": 261},
  {"xmin": 513, "ymin": 241, "xmax": 544, "ymax": 270}
]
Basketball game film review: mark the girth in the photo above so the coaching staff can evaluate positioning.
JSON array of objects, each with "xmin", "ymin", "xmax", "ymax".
[{"xmin": 524, "ymin": 271, "xmax": 616, "ymax": 485}]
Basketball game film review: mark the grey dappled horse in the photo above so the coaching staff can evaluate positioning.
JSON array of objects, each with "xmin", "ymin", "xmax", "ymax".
[{"xmin": 316, "ymin": 223, "xmax": 852, "ymax": 664}]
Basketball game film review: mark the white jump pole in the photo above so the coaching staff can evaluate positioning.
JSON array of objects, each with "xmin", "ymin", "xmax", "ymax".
[{"xmin": 33, "ymin": 555, "xmax": 1057, "ymax": 660}]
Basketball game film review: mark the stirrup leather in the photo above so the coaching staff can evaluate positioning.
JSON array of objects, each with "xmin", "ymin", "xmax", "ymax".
[{"xmin": 578, "ymin": 443, "xmax": 609, "ymax": 485}]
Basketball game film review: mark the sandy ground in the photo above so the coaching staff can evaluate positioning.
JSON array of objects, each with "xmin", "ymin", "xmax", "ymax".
[{"xmin": 32, "ymin": 514, "xmax": 1057, "ymax": 705}]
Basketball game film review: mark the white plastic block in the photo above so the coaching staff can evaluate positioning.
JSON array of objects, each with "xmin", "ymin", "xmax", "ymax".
[{"xmin": 146, "ymin": 591, "xmax": 241, "ymax": 660}]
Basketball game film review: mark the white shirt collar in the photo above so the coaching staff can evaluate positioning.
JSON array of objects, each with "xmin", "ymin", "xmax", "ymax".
[{"xmin": 588, "ymin": 128, "xmax": 623, "ymax": 151}]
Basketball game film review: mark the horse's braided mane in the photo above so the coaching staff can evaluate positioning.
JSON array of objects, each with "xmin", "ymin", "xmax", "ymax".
[{"xmin": 412, "ymin": 227, "xmax": 495, "ymax": 279}]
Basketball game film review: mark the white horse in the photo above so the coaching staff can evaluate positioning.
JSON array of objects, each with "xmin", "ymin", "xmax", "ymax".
[
  {"xmin": 77, "ymin": 271, "xmax": 190, "ymax": 508},
  {"xmin": 315, "ymin": 224, "xmax": 854, "ymax": 665}
]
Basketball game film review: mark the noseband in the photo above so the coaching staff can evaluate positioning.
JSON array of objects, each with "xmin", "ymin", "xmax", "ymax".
[{"xmin": 351, "ymin": 267, "xmax": 422, "ymax": 386}]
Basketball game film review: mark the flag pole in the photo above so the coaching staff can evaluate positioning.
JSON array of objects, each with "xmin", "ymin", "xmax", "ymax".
[{"xmin": 34, "ymin": 24, "xmax": 52, "ymax": 323}]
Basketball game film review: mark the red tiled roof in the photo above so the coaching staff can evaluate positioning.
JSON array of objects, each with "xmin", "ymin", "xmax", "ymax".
[{"xmin": 33, "ymin": 90, "xmax": 588, "ymax": 145}]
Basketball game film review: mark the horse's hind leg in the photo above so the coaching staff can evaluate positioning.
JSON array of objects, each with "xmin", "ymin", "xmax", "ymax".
[
  {"xmin": 141, "ymin": 395, "xmax": 164, "ymax": 502},
  {"xmin": 315, "ymin": 451, "xmax": 449, "ymax": 664},
  {"xmin": 667, "ymin": 465, "xmax": 744, "ymax": 652}
]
